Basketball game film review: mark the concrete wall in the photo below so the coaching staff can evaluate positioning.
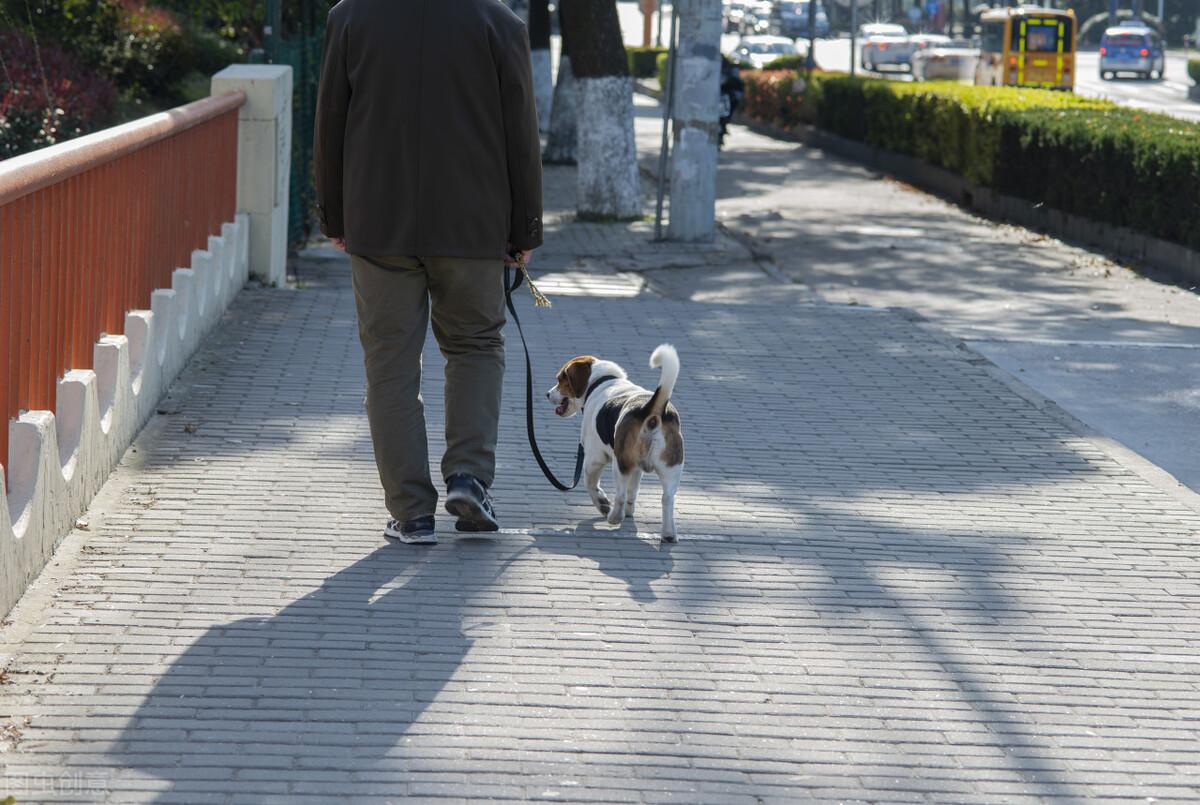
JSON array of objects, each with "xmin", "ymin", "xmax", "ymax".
[{"xmin": 0, "ymin": 216, "xmax": 250, "ymax": 617}]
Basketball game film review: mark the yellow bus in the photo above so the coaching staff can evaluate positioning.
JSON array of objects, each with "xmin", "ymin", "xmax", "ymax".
[{"xmin": 975, "ymin": 7, "xmax": 1076, "ymax": 90}]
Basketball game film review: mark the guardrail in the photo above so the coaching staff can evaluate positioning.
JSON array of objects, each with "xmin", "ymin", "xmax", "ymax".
[{"xmin": 0, "ymin": 92, "xmax": 243, "ymax": 472}]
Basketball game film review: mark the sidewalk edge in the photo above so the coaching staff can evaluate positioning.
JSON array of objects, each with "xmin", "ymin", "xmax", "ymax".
[
  {"xmin": 736, "ymin": 116, "xmax": 1200, "ymax": 290},
  {"xmin": 898, "ymin": 308, "xmax": 1200, "ymax": 517}
]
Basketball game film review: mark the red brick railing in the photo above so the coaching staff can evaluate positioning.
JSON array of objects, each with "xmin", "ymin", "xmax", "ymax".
[{"xmin": 0, "ymin": 91, "xmax": 244, "ymax": 472}]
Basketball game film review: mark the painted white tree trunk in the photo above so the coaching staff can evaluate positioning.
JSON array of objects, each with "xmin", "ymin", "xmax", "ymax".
[
  {"xmin": 667, "ymin": 0, "xmax": 722, "ymax": 241},
  {"xmin": 531, "ymin": 48, "xmax": 554, "ymax": 133},
  {"xmin": 575, "ymin": 76, "xmax": 641, "ymax": 220},
  {"xmin": 543, "ymin": 55, "xmax": 577, "ymax": 164}
]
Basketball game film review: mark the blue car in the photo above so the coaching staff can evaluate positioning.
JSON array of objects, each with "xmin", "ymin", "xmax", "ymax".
[
  {"xmin": 1099, "ymin": 25, "xmax": 1165, "ymax": 80},
  {"xmin": 770, "ymin": 0, "xmax": 830, "ymax": 39}
]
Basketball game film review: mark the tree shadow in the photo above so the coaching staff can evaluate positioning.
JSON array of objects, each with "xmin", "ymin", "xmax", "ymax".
[{"xmin": 527, "ymin": 519, "xmax": 676, "ymax": 603}]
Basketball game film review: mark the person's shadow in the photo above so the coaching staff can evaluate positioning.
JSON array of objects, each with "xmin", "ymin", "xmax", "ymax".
[
  {"xmin": 108, "ymin": 525, "xmax": 674, "ymax": 801},
  {"xmin": 108, "ymin": 540, "xmax": 497, "ymax": 800}
]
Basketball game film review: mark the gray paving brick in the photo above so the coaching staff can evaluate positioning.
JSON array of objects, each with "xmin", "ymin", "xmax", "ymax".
[{"xmin": 2, "ymin": 165, "xmax": 1200, "ymax": 803}]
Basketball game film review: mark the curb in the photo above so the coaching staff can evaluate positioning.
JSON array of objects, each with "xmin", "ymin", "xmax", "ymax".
[{"xmin": 894, "ymin": 307, "xmax": 1200, "ymax": 517}]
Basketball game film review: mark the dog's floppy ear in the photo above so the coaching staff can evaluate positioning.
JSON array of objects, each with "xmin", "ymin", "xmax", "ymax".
[{"xmin": 561, "ymin": 356, "xmax": 596, "ymax": 399}]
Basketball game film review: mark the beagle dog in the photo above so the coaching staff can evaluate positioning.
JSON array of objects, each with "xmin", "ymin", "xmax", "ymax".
[{"xmin": 547, "ymin": 344, "xmax": 684, "ymax": 542}]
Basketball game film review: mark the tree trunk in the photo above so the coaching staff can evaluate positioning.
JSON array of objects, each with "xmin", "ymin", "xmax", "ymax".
[
  {"xmin": 543, "ymin": 71, "xmax": 578, "ymax": 164},
  {"xmin": 667, "ymin": 0, "xmax": 721, "ymax": 241},
  {"xmin": 529, "ymin": 0, "xmax": 553, "ymax": 133},
  {"xmin": 560, "ymin": 0, "xmax": 641, "ymax": 219},
  {"xmin": 544, "ymin": 0, "xmax": 577, "ymax": 163}
]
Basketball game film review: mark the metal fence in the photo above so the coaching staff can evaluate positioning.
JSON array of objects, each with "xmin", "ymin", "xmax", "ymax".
[{"xmin": 263, "ymin": 0, "xmax": 327, "ymax": 251}]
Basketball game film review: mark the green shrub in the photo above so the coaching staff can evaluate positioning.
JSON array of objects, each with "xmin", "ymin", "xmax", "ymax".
[
  {"xmin": 5, "ymin": 0, "xmax": 240, "ymax": 106},
  {"xmin": 1190, "ymin": 59, "xmax": 1200, "ymax": 84},
  {"xmin": 626, "ymin": 46, "xmax": 667, "ymax": 79},
  {"xmin": 760, "ymin": 54, "xmax": 810, "ymax": 71},
  {"xmin": 740, "ymin": 71, "xmax": 1200, "ymax": 249},
  {"xmin": 741, "ymin": 69, "xmax": 811, "ymax": 126},
  {"xmin": 655, "ymin": 51, "xmax": 670, "ymax": 88},
  {"xmin": 0, "ymin": 29, "xmax": 118, "ymax": 157}
]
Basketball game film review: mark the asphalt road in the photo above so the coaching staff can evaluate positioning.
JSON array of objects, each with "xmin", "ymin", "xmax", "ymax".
[
  {"xmin": 1075, "ymin": 50, "xmax": 1200, "ymax": 120},
  {"xmin": 807, "ymin": 37, "xmax": 1200, "ymax": 120}
]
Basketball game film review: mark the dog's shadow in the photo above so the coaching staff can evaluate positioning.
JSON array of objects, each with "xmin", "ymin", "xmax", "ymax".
[{"xmin": 527, "ymin": 518, "xmax": 674, "ymax": 603}]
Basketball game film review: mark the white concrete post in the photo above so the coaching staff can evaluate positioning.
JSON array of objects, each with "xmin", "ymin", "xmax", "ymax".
[
  {"xmin": 667, "ymin": 0, "xmax": 722, "ymax": 242},
  {"xmin": 211, "ymin": 65, "xmax": 293, "ymax": 287}
]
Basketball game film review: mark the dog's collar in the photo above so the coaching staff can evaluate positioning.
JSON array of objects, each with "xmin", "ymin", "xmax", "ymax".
[{"xmin": 584, "ymin": 375, "xmax": 620, "ymax": 404}]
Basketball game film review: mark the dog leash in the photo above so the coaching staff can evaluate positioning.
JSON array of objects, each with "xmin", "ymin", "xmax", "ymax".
[{"xmin": 504, "ymin": 259, "xmax": 584, "ymax": 491}]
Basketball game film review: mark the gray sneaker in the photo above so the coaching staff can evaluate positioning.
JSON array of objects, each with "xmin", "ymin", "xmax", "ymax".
[
  {"xmin": 444, "ymin": 474, "xmax": 499, "ymax": 532},
  {"xmin": 384, "ymin": 515, "xmax": 437, "ymax": 544}
]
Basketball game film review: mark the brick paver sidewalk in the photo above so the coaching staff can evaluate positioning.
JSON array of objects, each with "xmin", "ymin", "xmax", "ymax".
[{"xmin": 2, "ymin": 164, "xmax": 1200, "ymax": 803}]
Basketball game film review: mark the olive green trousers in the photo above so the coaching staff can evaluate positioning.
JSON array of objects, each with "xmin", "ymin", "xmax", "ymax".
[{"xmin": 350, "ymin": 254, "xmax": 506, "ymax": 522}]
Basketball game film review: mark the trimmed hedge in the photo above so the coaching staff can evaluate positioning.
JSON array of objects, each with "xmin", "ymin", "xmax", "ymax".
[
  {"xmin": 627, "ymin": 46, "xmax": 668, "ymax": 79},
  {"xmin": 1190, "ymin": 59, "xmax": 1200, "ymax": 85},
  {"xmin": 757, "ymin": 54, "xmax": 810, "ymax": 71},
  {"xmin": 740, "ymin": 70, "xmax": 1200, "ymax": 249}
]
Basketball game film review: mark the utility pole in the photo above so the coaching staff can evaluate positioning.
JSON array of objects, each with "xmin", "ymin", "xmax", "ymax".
[
  {"xmin": 667, "ymin": 0, "xmax": 722, "ymax": 241},
  {"xmin": 807, "ymin": 0, "xmax": 818, "ymax": 69},
  {"xmin": 851, "ymin": 0, "xmax": 858, "ymax": 76}
]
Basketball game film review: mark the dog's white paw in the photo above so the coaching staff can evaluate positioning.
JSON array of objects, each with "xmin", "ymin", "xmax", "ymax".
[{"xmin": 606, "ymin": 507, "xmax": 624, "ymax": 526}]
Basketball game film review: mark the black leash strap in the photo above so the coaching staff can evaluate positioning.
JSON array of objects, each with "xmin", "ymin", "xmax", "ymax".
[{"xmin": 504, "ymin": 265, "xmax": 585, "ymax": 491}]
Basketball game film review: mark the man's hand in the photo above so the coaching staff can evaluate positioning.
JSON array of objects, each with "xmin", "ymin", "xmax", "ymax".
[
  {"xmin": 504, "ymin": 246, "xmax": 534, "ymax": 267},
  {"xmin": 332, "ymin": 237, "xmax": 347, "ymax": 252}
]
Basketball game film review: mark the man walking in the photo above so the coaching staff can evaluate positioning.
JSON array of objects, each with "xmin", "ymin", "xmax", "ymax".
[{"xmin": 314, "ymin": 0, "xmax": 543, "ymax": 544}]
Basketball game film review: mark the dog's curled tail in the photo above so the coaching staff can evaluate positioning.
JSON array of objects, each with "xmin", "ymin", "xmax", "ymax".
[{"xmin": 644, "ymin": 344, "xmax": 680, "ymax": 431}]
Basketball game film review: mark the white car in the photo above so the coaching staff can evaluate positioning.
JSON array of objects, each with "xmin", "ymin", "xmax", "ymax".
[
  {"xmin": 731, "ymin": 35, "xmax": 806, "ymax": 70},
  {"xmin": 911, "ymin": 40, "xmax": 979, "ymax": 81},
  {"xmin": 859, "ymin": 23, "xmax": 913, "ymax": 71}
]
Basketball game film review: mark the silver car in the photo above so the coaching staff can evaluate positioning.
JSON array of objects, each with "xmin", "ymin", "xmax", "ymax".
[
  {"xmin": 860, "ymin": 23, "xmax": 914, "ymax": 71},
  {"xmin": 731, "ymin": 35, "xmax": 805, "ymax": 71},
  {"xmin": 911, "ymin": 40, "xmax": 979, "ymax": 81}
]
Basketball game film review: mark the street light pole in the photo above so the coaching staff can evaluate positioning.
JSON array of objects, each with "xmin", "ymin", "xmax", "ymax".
[
  {"xmin": 654, "ymin": 5, "xmax": 679, "ymax": 240},
  {"xmin": 851, "ymin": 0, "xmax": 858, "ymax": 76},
  {"xmin": 807, "ymin": 0, "xmax": 818, "ymax": 70}
]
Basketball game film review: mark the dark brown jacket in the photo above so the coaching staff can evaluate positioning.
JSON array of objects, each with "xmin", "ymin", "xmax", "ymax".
[{"xmin": 314, "ymin": 0, "xmax": 543, "ymax": 258}]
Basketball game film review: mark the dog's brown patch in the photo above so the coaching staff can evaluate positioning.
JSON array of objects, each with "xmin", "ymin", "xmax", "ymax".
[
  {"xmin": 661, "ymin": 414, "xmax": 684, "ymax": 467},
  {"xmin": 557, "ymin": 356, "xmax": 596, "ymax": 399},
  {"xmin": 613, "ymin": 404, "xmax": 683, "ymax": 474}
]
